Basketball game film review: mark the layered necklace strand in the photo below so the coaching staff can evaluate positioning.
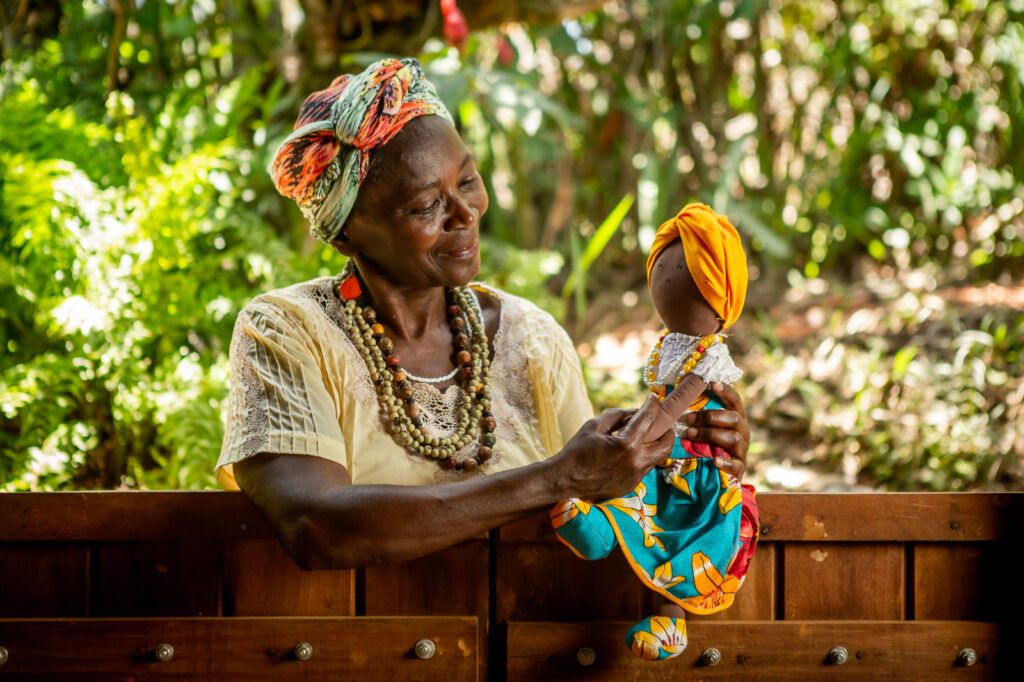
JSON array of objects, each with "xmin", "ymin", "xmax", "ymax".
[{"xmin": 337, "ymin": 264, "xmax": 496, "ymax": 472}]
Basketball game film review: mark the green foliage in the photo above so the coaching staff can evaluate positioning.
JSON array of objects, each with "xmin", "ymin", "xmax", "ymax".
[{"xmin": 1, "ymin": 0, "xmax": 1022, "ymax": 491}]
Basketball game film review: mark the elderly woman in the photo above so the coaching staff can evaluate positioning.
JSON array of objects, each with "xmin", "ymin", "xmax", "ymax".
[{"xmin": 217, "ymin": 58, "xmax": 750, "ymax": 570}]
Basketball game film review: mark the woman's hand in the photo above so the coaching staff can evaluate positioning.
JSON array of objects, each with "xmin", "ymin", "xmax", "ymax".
[
  {"xmin": 679, "ymin": 382, "xmax": 750, "ymax": 480},
  {"xmin": 548, "ymin": 396, "xmax": 677, "ymax": 501}
]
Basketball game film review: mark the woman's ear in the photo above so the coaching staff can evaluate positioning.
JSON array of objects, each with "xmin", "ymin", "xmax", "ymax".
[{"xmin": 330, "ymin": 227, "xmax": 357, "ymax": 257}]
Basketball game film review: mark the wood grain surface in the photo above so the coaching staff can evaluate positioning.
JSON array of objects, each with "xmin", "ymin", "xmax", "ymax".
[
  {"xmin": 0, "ymin": 616, "xmax": 477, "ymax": 680},
  {"xmin": 507, "ymin": 620, "xmax": 1000, "ymax": 680}
]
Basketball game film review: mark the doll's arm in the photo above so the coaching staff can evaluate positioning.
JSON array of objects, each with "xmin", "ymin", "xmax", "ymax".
[{"xmin": 630, "ymin": 374, "xmax": 709, "ymax": 443}]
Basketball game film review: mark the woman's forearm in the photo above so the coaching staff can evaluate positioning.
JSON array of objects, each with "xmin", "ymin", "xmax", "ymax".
[{"xmin": 237, "ymin": 452, "xmax": 567, "ymax": 570}]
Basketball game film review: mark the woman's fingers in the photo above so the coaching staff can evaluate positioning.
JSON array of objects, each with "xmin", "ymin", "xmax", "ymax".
[
  {"xmin": 683, "ymin": 424, "xmax": 743, "ymax": 451},
  {"xmin": 714, "ymin": 455, "xmax": 746, "ymax": 479},
  {"xmin": 679, "ymin": 407, "xmax": 740, "ymax": 429},
  {"xmin": 617, "ymin": 393, "xmax": 662, "ymax": 442},
  {"xmin": 710, "ymin": 382, "xmax": 746, "ymax": 417},
  {"xmin": 592, "ymin": 407, "xmax": 636, "ymax": 434}
]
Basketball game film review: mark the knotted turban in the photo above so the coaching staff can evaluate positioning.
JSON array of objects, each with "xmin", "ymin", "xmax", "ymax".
[
  {"xmin": 271, "ymin": 58, "xmax": 454, "ymax": 243},
  {"xmin": 645, "ymin": 203, "xmax": 748, "ymax": 330}
]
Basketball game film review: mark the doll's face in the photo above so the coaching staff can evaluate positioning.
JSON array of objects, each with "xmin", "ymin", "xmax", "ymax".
[{"xmin": 649, "ymin": 239, "xmax": 721, "ymax": 336}]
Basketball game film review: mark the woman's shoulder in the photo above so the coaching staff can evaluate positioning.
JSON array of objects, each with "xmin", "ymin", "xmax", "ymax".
[{"xmin": 236, "ymin": 276, "xmax": 340, "ymax": 334}]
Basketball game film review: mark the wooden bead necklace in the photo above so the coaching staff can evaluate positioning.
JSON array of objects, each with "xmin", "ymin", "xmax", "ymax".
[
  {"xmin": 645, "ymin": 332, "xmax": 723, "ymax": 401},
  {"xmin": 336, "ymin": 264, "xmax": 496, "ymax": 472}
]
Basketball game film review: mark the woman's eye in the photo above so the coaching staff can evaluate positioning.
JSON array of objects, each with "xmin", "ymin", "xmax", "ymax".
[
  {"xmin": 414, "ymin": 199, "xmax": 440, "ymax": 214},
  {"xmin": 460, "ymin": 175, "xmax": 478, "ymax": 190}
]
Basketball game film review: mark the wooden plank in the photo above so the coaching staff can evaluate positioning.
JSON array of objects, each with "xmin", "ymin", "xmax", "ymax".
[
  {"xmin": 0, "ymin": 616, "xmax": 477, "ymax": 680},
  {"xmin": 0, "ymin": 543, "xmax": 89, "ymax": 618},
  {"xmin": 364, "ymin": 539, "xmax": 487, "ymax": 617},
  {"xmin": 91, "ymin": 541, "xmax": 220, "ymax": 617},
  {"xmin": 502, "ymin": 494, "xmax": 1023, "ymax": 543},
  {"xmin": 0, "ymin": 492, "xmax": 273, "ymax": 541},
  {"xmin": 701, "ymin": 542, "xmax": 775, "ymax": 621},
  {"xmin": 507, "ymin": 620, "xmax": 1000, "ymax": 680},
  {"xmin": 783, "ymin": 543, "xmax": 904, "ymax": 620},
  {"xmin": 756, "ymin": 493, "xmax": 1022, "ymax": 542},
  {"xmin": 365, "ymin": 539, "xmax": 488, "ymax": 682},
  {"xmin": 495, "ymin": 542, "xmax": 642, "ymax": 622},
  {"xmin": 2, "ymin": 493, "xmax": 1019, "ymax": 542},
  {"xmin": 913, "ymin": 543, "xmax": 996, "ymax": 621},
  {"xmin": 224, "ymin": 539, "xmax": 354, "ymax": 617}
]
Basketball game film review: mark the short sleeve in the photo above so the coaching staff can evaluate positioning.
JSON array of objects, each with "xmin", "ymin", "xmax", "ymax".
[
  {"xmin": 523, "ymin": 308, "xmax": 595, "ymax": 456},
  {"xmin": 216, "ymin": 304, "xmax": 347, "ymax": 489}
]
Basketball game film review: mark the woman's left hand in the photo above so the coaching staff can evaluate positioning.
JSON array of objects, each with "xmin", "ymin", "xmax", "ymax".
[{"xmin": 678, "ymin": 382, "xmax": 750, "ymax": 480}]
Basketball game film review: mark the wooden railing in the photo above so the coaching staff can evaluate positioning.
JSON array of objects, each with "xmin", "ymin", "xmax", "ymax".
[{"xmin": 0, "ymin": 492, "xmax": 1018, "ymax": 680}]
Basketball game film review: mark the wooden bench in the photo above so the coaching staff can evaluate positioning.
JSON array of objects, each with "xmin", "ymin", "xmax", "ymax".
[{"xmin": 0, "ymin": 492, "xmax": 1018, "ymax": 680}]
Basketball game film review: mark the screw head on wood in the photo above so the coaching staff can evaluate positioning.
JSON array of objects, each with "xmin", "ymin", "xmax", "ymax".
[
  {"xmin": 154, "ymin": 643, "xmax": 174, "ymax": 663},
  {"xmin": 0, "ymin": 645, "xmax": 8, "ymax": 666},
  {"xmin": 293, "ymin": 642, "xmax": 313, "ymax": 661},
  {"xmin": 828, "ymin": 646, "xmax": 848, "ymax": 665},
  {"xmin": 957, "ymin": 648, "xmax": 977, "ymax": 667},
  {"xmin": 702, "ymin": 648, "xmax": 722, "ymax": 666},
  {"xmin": 414, "ymin": 639, "xmax": 435, "ymax": 660},
  {"xmin": 577, "ymin": 646, "xmax": 596, "ymax": 666}
]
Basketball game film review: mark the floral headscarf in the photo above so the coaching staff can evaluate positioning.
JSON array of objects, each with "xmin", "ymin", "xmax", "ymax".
[{"xmin": 271, "ymin": 58, "xmax": 454, "ymax": 243}]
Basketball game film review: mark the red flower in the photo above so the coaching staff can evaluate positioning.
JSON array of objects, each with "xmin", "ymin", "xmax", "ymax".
[{"xmin": 441, "ymin": 0, "xmax": 469, "ymax": 53}]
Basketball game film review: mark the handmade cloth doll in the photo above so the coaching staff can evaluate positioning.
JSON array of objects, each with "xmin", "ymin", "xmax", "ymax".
[{"xmin": 551, "ymin": 203, "xmax": 759, "ymax": 661}]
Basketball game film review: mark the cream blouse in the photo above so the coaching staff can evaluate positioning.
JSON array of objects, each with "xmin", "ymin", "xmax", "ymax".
[{"xmin": 216, "ymin": 277, "xmax": 594, "ymax": 488}]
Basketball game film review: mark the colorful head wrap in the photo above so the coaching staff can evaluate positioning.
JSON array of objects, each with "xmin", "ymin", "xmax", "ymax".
[
  {"xmin": 645, "ymin": 203, "xmax": 748, "ymax": 330},
  {"xmin": 271, "ymin": 57, "xmax": 454, "ymax": 243}
]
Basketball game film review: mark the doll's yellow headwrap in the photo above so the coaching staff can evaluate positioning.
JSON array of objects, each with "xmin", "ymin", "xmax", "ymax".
[{"xmin": 645, "ymin": 203, "xmax": 748, "ymax": 330}]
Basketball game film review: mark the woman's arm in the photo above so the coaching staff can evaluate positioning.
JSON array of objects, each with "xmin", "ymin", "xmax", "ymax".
[{"xmin": 235, "ymin": 403, "xmax": 676, "ymax": 570}]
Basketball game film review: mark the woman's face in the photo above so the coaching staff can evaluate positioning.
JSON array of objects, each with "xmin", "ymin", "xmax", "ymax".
[{"xmin": 339, "ymin": 115, "xmax": 489, "ymax": 290}]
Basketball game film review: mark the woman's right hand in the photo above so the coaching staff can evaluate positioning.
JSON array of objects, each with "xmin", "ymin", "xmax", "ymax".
[{"xmin": 549, "ymin": 395, "xmax": 677, "ymax": 501}]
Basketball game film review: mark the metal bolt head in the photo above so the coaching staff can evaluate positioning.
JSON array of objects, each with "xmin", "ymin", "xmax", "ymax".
[
  {"xmin": 577, "ymin": 646, "xmax": 596, "ymax": 666},
  {"xmin": 702, "ymin": 648, "xmax": 722, "ymax": 666},
  {"xmin": 828, "ymin": 646, "xmax": 848, "ymax": 665},
  {"xmin": 957, "ymin": 648, "xmax": 977, "ymax": 667},
  {"xmin": 414, "ymin": 639, "xmax": 436, "ymax": 660},
  {"xmin": 0, "ymin": 645, "xmax": 8, "ymax": 666},
  {"xmin": 294, "ymin": 642, "xmax": 313, "ymax": 661},
  {"xmin": 154, "ymin": 643, "xmax": 174, "ymax": 663}
]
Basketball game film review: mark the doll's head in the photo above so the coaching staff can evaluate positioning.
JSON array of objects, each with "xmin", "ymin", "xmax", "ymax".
[{"xmin": 646, "ymin": 203, "xmax": 748, "ymax": 336}]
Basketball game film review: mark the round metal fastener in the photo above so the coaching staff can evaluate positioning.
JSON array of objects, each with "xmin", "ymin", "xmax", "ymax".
[
  {"xmin": 154, "ymin": 643, "xmax": 174, "ymax": 663},
  {"xmin": 702, "ymin": 648, "xmax": 722, "ymax": 666},
  {"xmin": 957, "ymin": 648, "xmax": 977, "ymax": 667},
  {"xmin": 0, "ymin": 645, "xmax": 8, "ymax": 666},
  {"xmin": 828, "ymin": 646, "xmax": 848, "ymax": 665},
  {"xmin": 294, "ymin": 642, "xmax": 313, "ymax": 661},
  {"xmin": 577, "ymin": 647, "xmax": 596, "ymax": 666},
  {"xmin": 414, "ymin": 639, "xmax": 436, "ymax": 660}
]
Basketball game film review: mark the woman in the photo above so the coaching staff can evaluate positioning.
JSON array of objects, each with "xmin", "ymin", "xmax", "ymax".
[{"xmin": 217, "ymin": 58, "xmax": 750, "ymax": 570}]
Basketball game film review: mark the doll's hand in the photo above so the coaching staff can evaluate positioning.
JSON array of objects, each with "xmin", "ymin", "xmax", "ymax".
[{"xmin": 679, "ymin": 382, "xmax": 750, "ymax": 480}]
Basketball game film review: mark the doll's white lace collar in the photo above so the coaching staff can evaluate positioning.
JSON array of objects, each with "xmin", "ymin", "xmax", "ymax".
[{"xmin": 644, "ymin": 332, "xmax": 743, "ymax": 387}]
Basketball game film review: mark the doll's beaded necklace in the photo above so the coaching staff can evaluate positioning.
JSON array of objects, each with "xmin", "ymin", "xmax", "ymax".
[
  {"xmin": 336, "ymin": 263, "xmax": 495, "ymax": 472},
  {"xmin": 644, "ymin": 332, "xmax": 723, "ymax": 401}
]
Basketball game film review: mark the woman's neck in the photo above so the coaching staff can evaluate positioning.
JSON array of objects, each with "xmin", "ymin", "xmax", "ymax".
[{"xmin": 353, "ymin": 261, "xmax": 449, "ymax": 342}]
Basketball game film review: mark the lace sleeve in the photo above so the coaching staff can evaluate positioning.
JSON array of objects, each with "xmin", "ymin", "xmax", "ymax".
[
  {"xmin": 522, "ymin": 306, "xmax": 595, "ymax": 455},
  {"xmin": 216, "ymin": 305, "xmax": 348, "ymax": 485}
]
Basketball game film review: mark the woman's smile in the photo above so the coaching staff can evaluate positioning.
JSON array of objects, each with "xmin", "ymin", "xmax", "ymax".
[{"xmin": 441, "ymin": 239, "xmax": 478, "ymax": 260}]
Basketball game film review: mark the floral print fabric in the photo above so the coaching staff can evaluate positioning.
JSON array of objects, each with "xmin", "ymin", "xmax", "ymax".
[{"xmin": 551, "ymin": 394, "xmax": 759, "ymax": 659}]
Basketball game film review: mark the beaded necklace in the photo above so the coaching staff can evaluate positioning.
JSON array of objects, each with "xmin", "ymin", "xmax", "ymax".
[
  {"xmin": 644, "ymin": 332, "xmax": 723, "ymax": 401},
  {"xmin": 336, "ymin": 263, "xmax": 496, "ymax": 472}
]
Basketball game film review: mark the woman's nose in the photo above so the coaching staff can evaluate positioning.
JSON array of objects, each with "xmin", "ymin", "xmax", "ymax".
[{"xmin": 446, "ymin": 194, "xmax": 475, "ymax": 230}]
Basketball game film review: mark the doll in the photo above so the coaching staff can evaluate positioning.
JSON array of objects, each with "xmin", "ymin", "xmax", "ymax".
[{"xmin": 551, "ymin": 203, "xmax": 759, "ymax": 661}]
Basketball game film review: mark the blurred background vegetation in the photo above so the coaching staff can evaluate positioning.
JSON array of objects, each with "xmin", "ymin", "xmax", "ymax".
[{"xmin": 1, "ymin": 0, "xmax": 1022, "ymax": 492}]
